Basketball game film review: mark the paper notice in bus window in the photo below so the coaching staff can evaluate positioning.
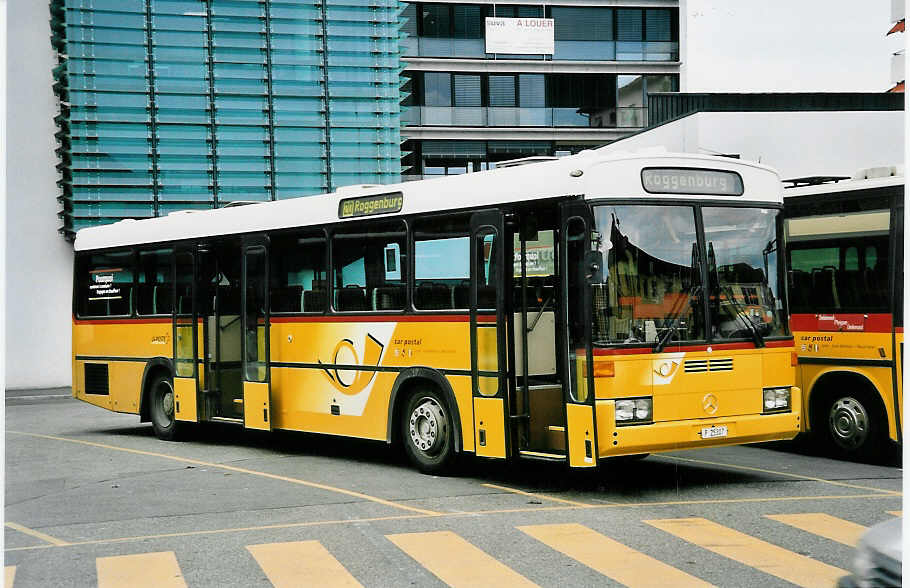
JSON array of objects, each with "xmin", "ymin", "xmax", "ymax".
[
  {"xmin": 88, "ymin": 268, "xmax": 123, "ymax": 300},
  {"xmin": 817, "ymin": 314, "xmax": 865, "ymax": 332}
]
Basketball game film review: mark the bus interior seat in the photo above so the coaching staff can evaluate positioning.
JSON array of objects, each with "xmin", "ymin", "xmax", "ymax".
[
  {"xmin": 302, "ymin": 288, "xmax": 326, "ymax": 312},
  {"xmin": 835, "ymin": 270, "xmax": 861, "ymax": 309},
  {"xmin": 415, "ymin": 282, "xmax": 451, "ymax": 310},
  {"xmin": 477, "ymin": 285, "xmax": 497, "ymax": 308},
  {"xmin": 137, "ymin": 284, "xmax": 155, "ymax": 314},
  {"xmin": 270, "ymin": 285, "xmax": 304, "ymax": 313},
  {"xmin": 452, "ymin": 282, "xmax": 470, "ymax": 308},
  {"xmin": 789, "ymin": 270, "xmax": 811, "ymax": 310},
  {"xmin": 372, "ymin": 285, "xmax": 404, "ymax": 311},
  {"xmin": 337, "ymin": 285, "xmax": 367, "ymax": 311},
  {"xmin": 811, "ymin": 267, "xmax": 839, "ymax": 309}
]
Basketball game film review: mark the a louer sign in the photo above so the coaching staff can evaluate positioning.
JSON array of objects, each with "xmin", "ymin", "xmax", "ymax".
[{"xmin": 484, "ymin": 17, "xmax": 554, "ymax": 54}]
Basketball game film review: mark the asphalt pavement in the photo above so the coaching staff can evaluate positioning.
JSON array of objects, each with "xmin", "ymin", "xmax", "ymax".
[{"xmin": 4, "ymin": 388, "xmax": 903, "ymax": 587}]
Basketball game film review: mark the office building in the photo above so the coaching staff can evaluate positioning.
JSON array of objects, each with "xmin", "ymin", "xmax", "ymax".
[{"xmin": 399, "ymin": 1, "xmax": 683, "ymax": 179}]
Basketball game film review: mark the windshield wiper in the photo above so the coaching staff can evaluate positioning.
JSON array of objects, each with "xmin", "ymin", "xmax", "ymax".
[
  {"xmin": 720, "ymin": 284, "xmax": 765, "ymax": 348},
  {"xmin": 654, "ymin": 284, "xmax": 700, "ymax": 353}
]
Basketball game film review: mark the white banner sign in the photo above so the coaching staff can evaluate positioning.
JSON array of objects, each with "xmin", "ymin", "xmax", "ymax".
[{"xmin": 485, "ymin": 17, "xmax": 554, "ymax": 54}]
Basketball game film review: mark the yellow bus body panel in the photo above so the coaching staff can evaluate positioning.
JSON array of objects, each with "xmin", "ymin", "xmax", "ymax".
[
  {"xmin": 593, "ymin": 346, "xmax": 799, "ymax": 457},
  {"xmin": 794, "ymin": 329, "xmax": 900, "ymax": 442},
  {"xmin": 243, "ymin": 381, "xmax": 271, "ymax": 430},
  {"xmin": 473, "ymin": 396, "xmax": 506, "ymax": 458},
  {"xmin": 566, "ymin": 403, "xmax": 596, "ymax": 467},
  {"xmin": 72, "ymin": 320, "xmax": 171, "ymax": 414},
  {"xmin": 174, "ymin": 377, "xmax": 198, "ymax": 422}
]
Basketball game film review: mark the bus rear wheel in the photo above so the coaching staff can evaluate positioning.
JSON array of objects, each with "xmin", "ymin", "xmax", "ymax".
[
  {"xmin": 149, "ymin": 373, "xmax": 182, "ymax": 441},
  {"xmin": 815, "ymin": 391, "xmax": 884, "ymax": 461},
  {"xmin": 402, "ymin": 388, "xmax": 455, "ymax": 474}
]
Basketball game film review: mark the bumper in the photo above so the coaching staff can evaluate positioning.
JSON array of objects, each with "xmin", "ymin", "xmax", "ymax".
[{"xmin": 599, "ymin": 408, "xmax": 801, "ymax": 457}]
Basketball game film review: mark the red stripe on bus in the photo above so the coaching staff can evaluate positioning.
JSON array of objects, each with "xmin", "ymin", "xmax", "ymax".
[
  {"xmin": 269, "ymin": 314, "xmax": 495, "ymax": 324},
  {"xmin": 591, "ymin": 340, "xmax": 793, "ymax": 356},
  {"xmin": 789, "ymin": 313, "xmax": 893, "ymax": 333},
  {"xmin": 73, "ymin": 317, "xmax": 173, "ymax": 325}
]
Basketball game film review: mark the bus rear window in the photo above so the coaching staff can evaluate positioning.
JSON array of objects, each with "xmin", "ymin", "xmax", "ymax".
[{"xmin": 77, "ymin": 251, "xmax": 135, "ymax": 318}]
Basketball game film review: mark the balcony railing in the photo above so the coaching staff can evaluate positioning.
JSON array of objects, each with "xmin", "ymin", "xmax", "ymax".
[
  {"xmin": 401, "ymin": 38, "xmax": 678, "ymax": 62},
  {"xmin": 401, "ymin": 106, "xmax": 648, "ymax": 128}
]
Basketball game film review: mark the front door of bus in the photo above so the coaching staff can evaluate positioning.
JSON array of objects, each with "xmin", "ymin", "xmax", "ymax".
[
  {"xmin": 173, "ymin": 247, "xmax": 199, "ymax": 423},
  {"xmin": 241, "ymin": 239, "xmax": 272, "ymax": 431},
  {"xmin": 560, "ymin": 202, "xmax": 598, "ymax": 467},
  {"xmin": 470, "ymin": 211, "xmax": 509, "ymax": 459}
]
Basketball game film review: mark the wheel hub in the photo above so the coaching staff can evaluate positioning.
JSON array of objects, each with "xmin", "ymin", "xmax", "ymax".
[
  {"xmin": 409, "ymin": 398, "xmax": 446, "ymax": 455},
  {"xmin": 828, "ymin": 397, "xmax": 868, "ymax": 450},
  {"xmin": 160, "ymin": 386, "xmax": 174, "ymax": 418}
]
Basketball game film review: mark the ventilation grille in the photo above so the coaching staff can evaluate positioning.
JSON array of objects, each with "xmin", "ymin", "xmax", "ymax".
[
  {"xmin": 84, "ymin": 363, "xmax": 109, "ymax": 395},
  {"xmin": 684, "ymin": 358, "xmax": 733, "ymax": 373}
]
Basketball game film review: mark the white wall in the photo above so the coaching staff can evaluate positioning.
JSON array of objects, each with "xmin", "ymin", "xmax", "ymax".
[
  {"xmin": 604, "ymin": 110, "xmax": 906, "ymax": 178},
  {"xmin": 6, "ymin": 0, "xmax": 74, "ymax": 389}
]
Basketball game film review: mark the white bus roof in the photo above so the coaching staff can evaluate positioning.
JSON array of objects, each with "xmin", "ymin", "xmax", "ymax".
[
  {"xmin": 74, "ymin": 150, "xmax": 782, "ymax": 252},
  {"xmin": 783, "ymin": 171, "xmax": 904, "ymax": 199}
]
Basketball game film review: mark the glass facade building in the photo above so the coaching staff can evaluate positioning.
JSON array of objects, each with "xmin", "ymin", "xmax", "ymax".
[{"xmin": 50, "ymin": 0, "xmax": 403, "ymax": 237}]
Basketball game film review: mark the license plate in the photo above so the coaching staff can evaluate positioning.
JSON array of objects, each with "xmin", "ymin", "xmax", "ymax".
[{"xmin": 700, "ymin": 425, "xmax": 728, "ymax": 439}]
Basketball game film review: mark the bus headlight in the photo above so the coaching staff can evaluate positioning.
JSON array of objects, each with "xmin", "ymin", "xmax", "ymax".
[
  {"xmin": 762, "ymin": 387, "xmax": 790, "ymax": 413},
  {"xmin": 616, "ymin": 397, "xmax": 652, "ymax": 424}
]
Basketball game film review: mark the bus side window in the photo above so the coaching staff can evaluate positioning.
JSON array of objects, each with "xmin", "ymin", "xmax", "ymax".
[
  {"xmin": 77, "ymin": 250, "xmax": 135, "ymax": 318},
  {"xmin": 137, "ymin": 249, "xmax": 173, "ymax": 316},
  {"xmin": 333, "ymin": 221, "xmax": 407, "ymax": 312},
  {"xmin": 270, "ymin": 232, "xmax": 326, "ymax": 314},
  {"xmin": 413, "ymin": 215, "xmax": 470, "ymax": 311}
]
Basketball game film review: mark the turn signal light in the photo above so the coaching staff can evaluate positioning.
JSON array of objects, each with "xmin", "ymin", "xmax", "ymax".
[
  {"xmin": 593, "ymin": 360, "xmax": 615, "ymax": 377},
  {"xmin": 791, "ymin": 352, "xmax": 798, "ymax": 367}
]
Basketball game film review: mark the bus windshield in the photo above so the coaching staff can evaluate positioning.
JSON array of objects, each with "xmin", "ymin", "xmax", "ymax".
[{"xmin": 589, "ymin": 204, "xmax": 786, "ymax": 347}]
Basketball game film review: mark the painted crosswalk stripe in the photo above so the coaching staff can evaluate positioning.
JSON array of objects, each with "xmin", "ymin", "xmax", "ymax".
[
  {"xmin": 646, "ymin": 517, "xmax": 846, "ymax": 588},
  {"xmin": 247, "ymin": 541, "xmax": 363, "ymax": 588},
  {"xmin": 387, "ymin": 530, "xmax": 538, "ymax": 588},
  {"xmin": 5, "ymin": 566, "xmax": 16, "ymax": 587},
  {"xmin": 766, "ymin": 513, "xmax": 867, "ymax": 546},
  {"xmin": 519, "ymin": 523, "xmax": 714, "ymax": 588},
  {"xmin": 96, "ymin": 551, "xmax": 186, "ymax": 588}
]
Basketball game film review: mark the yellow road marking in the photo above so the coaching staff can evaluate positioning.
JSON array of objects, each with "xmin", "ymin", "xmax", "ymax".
[
  {"xmin": 8, "ymin": 431, "xmax": 439, "ymax": 516},
  {"xmin": 888, "ymin": 510, "xmax": 902, "ymax": 516},
  {"xmin": 658, "ymin": 454, "xmax": 901, "ymax": 496},
  {"xmin": 766, "ymin": 513, "xmax": 866, "ymax": 546},
  {"xmin": 647, "ymin": 517, "xmax": 846, "ymax": 588},
  {"xmin": 5, "ymin": 566, "xmax": 15, "ymax": 587},
  {"xmin": 519, "ymin": 523, "xmax": 715, "ymax": 587},
  {"xmin": 96, "ymin": 551, "xmax": 186, "ymax": 588},
  {"xmin": 5, "ymin": 522, "xmax": 69, "ymax": 546},
  {"xmin": 387, "ymin": 531, "xmax": 539, "ymax": 587},
  {"xmin": 247, "ymin": 541, "xmax": 363, "ymax": 588},
  {"xmin": 4, "ymin": 493, "xmax": 900, "ymax": 553},
  {"xmin": 482, "ymin": 483, "xmax": 595, "ymax": 507}
]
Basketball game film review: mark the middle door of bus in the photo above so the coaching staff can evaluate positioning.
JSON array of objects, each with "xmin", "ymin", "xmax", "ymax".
[
  {"xmin": 241, "ymin": 238, "xmax": 272, "ymax": 431},
  {"xmin": 470, "ymin": 210, "xmax": 510, "ymax": 459}
]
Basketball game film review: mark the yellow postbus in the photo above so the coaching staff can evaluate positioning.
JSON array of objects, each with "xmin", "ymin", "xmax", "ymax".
[
  {"xmin": 72, "ymin": 150, "xmax": 801, "ymax": 473},
  {"xmin": 784, "ymin": 170, "xmax": 904, "ymax": 460}
]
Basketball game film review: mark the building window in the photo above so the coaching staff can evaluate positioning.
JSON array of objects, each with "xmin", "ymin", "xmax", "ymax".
[
  {"xmin": 424, "ymin": 72, "xmax": 452, "ymax": 106},
  {"xmin": 489, "ymin": 75, "xmax": 517, "ymax": 107}
]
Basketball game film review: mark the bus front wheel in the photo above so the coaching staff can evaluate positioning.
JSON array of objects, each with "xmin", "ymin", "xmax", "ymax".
[
  {"xmin": 149, "ymin": 373, "xmax": 182, "ymax": 441},
  {"xmin": 814, "ymin": 390, "xmax": 884, "ymax": 461},
  {"xmin": 402, "ymin": 388, "xmax": 455, "ymax": 474}
]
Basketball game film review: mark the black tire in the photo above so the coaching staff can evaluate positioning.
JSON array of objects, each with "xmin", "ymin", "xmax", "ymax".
[
  {"xmin": 149, "ymin": 373, "xmax": 182, "ymax": 441},
  {"xmin": 812, "ymin": 389, "xmax": 884, "ymax": 461},
  {"xmin": 401, "ymin": 388, "xmax": 455, "ymax": 474}
]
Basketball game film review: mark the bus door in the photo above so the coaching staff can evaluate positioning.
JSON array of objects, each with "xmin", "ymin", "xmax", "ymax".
[
  {"xmin": 470, "ymin": 210, "xmax": 510, "ymax": 459},
  {"xmin": 172, "ymin": 247, "xmax": 199, "ymax": 423},
  {"xmin": 241, "ymin": 238, "xmax": 272, "ymax": 431},
  {"xmin": 560, "ymin": 202, "xmax": 598, "ymax": 467}
]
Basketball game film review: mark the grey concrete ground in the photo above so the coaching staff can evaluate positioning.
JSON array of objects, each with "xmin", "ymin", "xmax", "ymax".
[{"xmin": 4, "ymin": 389, "xmax": 903, "ymax": 587}]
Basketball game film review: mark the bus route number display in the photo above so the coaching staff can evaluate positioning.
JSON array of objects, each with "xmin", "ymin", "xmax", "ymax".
[
  {"xmin": 641, "ymin": 168, "xmax": 744, "ymax": 196},
  {"xmin": 339, "ymin": 191, "xmax": 404, "ymax": 218}
]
